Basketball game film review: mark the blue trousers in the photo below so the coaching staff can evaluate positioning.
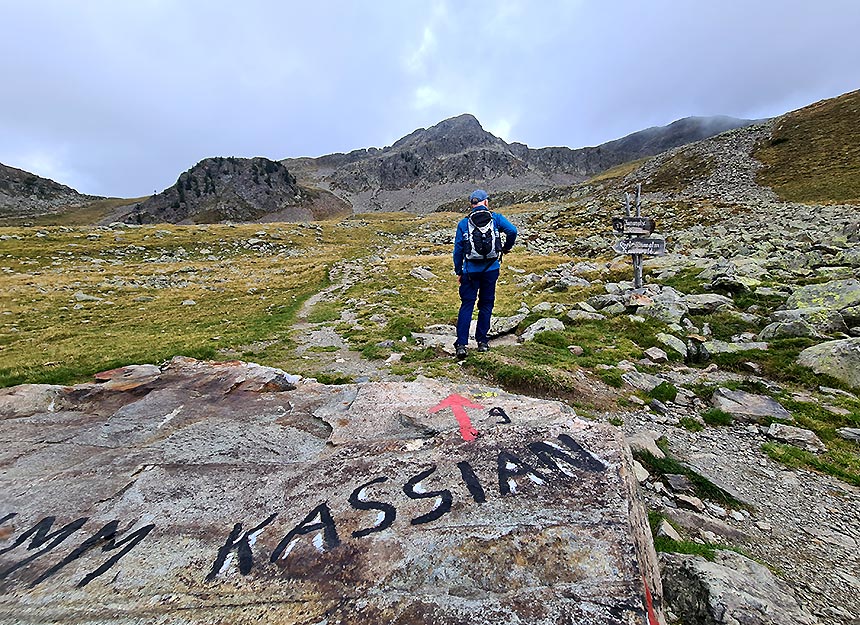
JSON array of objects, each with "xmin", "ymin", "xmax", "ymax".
[{"xmin": 456, "ymin": 269, "xmax": 499, "ymax": 346}]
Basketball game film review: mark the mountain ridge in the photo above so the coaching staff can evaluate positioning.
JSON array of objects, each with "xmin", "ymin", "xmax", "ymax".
[{"xmin": 283, "ymin": 113, "xmax": 755, "ymax": 214}]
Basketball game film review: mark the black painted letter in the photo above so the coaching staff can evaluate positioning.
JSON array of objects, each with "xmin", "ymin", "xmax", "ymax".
[
  {"xmin": 403, "ymin": 465, "xmax": 453, "ymax": 525},
  {"xmin": 206, "ymin": 513, "xmax": 278, "ymax": 582},
  {"xmin": 497, "ymin": 451, "xmax": 548, "ymax": 496},
  {"xmin": 349, "ymin": 477, "xmax": 396, "ymax": 538},
  {"xmin": 270, "ymin": 503, "xmax": 340, "ymax": 562},
  {"xmin": 31, "ymin": 519, "xmax": 156, "ymax": 588},
  {"xmin": 0, "ymin": 516, "xmax": 88, "ymax": 581},
  {"xmin": 457, "ymin": 461, "xmax": 486, "ymax": 503}
]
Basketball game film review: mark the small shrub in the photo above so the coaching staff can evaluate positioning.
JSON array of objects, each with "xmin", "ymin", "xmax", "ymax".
[
  {"xmin": 313, "ymin": 372, "xmax": 352, "ymax": 385},
  {"xmin": 649, "ymin": 381, "xmax": 678, "ymax": 403},
  {"xmin": 608, "ymin": 416, "xmax": 624, "ymax": 426},
  {"xmin": 679, "ymin": 417, "xmax": 704, "ymax": 432},
  {"xmin": 597, "ymin": 369, "xmax": 624, "ymax": 388},
  {"xmin": 361, "ymin": 343, "xmax": 389, "ymax": 360},
  {"xmin": 702, "ymin": 408, "xmax": 734, "ymax": 426}
]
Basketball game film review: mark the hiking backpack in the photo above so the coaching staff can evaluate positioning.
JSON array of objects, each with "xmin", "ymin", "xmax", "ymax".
[{"xmin": 464, "ymin": 209, "xmax": 502, "ymax": 260}]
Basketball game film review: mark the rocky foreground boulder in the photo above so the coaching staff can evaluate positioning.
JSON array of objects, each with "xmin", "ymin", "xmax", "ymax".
[
  {"xmin": 661, "ymin": 550, "xmax": 816, "ymax": 625},
  {"xmin": 0, "ymin": 358, "xmax": 664, "ymax": 625},
  {"xmin": 797, "ymin": 337, "xmax": 860, "ymax": 390}
]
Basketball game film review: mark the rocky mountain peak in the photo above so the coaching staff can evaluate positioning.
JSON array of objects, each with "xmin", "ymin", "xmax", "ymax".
[
  {"xmin": 113, "ymin": 156, "xmax": 348, "ymax": 224},
  {"xmin": 391, "ymin": 113, "xmax": 503, "ymax": 153}
]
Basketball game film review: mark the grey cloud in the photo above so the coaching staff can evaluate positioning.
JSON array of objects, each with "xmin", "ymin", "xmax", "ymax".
[{"xmin": 1, "ymin": 0, "xmax": 857, "ymax": 197}]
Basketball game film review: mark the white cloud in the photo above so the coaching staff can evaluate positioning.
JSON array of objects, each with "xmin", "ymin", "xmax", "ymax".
[
  {"xmin": 405, "ymin": 26, "xmax": 438, "ymax": 74},
  {"xmin": 487, "ymin": 118, "xmax": 515, "ymax": 141},
  {"xmin": 413, "ymin": 85, "xmax": 445, "ymax": 110}
]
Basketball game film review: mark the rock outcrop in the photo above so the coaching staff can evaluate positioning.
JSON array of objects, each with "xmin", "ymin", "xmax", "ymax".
[
  {"xmin": 0, "ymin": 162, "xmax": 97, "ymax": 219},
  {"xmin": 115, "ymin": 156, "xmax": 350, "ymax": 224},
  {"xmin": 0, "ymin": 357, "xmax": 664, "ymax": 625},
  {"xmin": 661, "ymin": 550, "xmax": 816, "ymax": 625}
]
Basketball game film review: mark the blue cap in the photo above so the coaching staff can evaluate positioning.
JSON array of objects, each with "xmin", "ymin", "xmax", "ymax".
[{"xmin": 469, "ymin": 189, "xmax": 489, "ymax": 204}]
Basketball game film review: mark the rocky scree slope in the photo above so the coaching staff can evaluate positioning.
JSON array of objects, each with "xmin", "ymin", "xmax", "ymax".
[
  {"xmin": 0, "ymin": 162, "xmax": 97, "ymax": 219},
  {"xmin": 113, "ymin": 156, "xmax": 350, "ymax": 224},
  {"xmin": 283, "ymin": 113, "xmax": 753, "ymax": 214}
]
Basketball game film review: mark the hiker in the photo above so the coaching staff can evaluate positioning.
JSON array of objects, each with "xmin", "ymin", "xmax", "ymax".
[{"xmin": 452, "ymin": 189, "xmax": 517, "ymax": 359}]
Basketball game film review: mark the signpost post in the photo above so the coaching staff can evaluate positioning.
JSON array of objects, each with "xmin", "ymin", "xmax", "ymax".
[{"xmin": 611, "ymin": 184, "xmax": 664, "ymax": 290}]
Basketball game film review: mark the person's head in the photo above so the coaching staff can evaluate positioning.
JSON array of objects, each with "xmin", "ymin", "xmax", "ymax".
[{"xmin": 469, "ymin": 189, "xmax": 489, "ymax": 209}]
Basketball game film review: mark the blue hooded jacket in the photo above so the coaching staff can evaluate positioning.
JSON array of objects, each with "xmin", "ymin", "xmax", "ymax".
[{"xmin": 453, "ymin": 209, "xmax": 518, "ymax": 276}]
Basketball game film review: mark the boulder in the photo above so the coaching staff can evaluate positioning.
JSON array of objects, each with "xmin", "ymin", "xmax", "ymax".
[
  {"xmin": 797, "ymin": 338, "xmax": 860, "ymax": 390},
  {"xmin": 520, "ymin": 317, "xmax": 565, "ymax": 342},
  {"xmin": 770, "ymin": 306, "xmax": 849, "ymax": 335},
  {"xmin": 766, "ymin": 423, "xmax": 827, "ymax": 453},
  {"xmin": 638, "ymin": 300, "xmax": 689, "ymax": 325},
  {"xmin": 656, "ymin": 332, "xmax": 688, "ymax": 358},
  {"xmin": 0, "ymin": 358, "xmax": 665, "ymax": 624},
  {"xmin": 409, "ymin": 266, "xmax": 438, "ymax": 281},
  {"xmin": 566, "ymin": 310, "xmax": 605, "ymax": 322},
  {"xmin": 784, "ymin": 278, "xmax": 860, "ymax": 312},
  {"xmin": 711, "ymin": 387, "xmax": 792, "ymax": 423},
  {"xmin": 644, "ymin": 347, "xmax": 668, "ymax": 363},
  {"xmin": 661, "ymin": 550, "xmax": 817, "ymax": 625},
  {"xmin": 0, "ymin": 384, "xmax": 66, "ymax": 419},
  {"xmin": 621, "ymin": 371, "xmax": 665, "ymax": 392},
  {"xmin": 626, "ymin": 429, "xmax": 666, "ymax": 459},
  {"xmin": 836, "ymin": 427, "xmax": 860, "ymax": 442},
  {"xmin": 488, "ymin": 313, "xmax": 526, "ymax": 337},
  {"xmin": 681, "ymin": 293, "xmax": 735, "ymax": 314},
  {"xmin": 758, "ymin": 319, "xmax": 824, "ymax": 341},
  {"xmin": 656, "ymin": 519, "xmax": 682, "ymax": 542},
  {"xmin": 663, "ymin": 509, "xmax": 751, "ymax": 542},
  {"xmin": 702, "ymin": 339, "xmax": 768, "ymax": 354}
]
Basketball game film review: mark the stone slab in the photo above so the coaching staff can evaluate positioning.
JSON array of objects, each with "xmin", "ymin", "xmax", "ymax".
[{"xmin": 0, "ymin": 357, "xmax": 664, "ymax": 625}]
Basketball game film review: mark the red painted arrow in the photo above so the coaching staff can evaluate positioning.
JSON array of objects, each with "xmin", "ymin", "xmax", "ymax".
[{"xmin": 429, "ymin": 394, "xmax": 483, "ymax": 441}]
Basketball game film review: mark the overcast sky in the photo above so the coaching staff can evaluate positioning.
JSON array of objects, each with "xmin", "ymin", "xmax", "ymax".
[{"xmin": 1, "ymin": 1, "xmax": 858, "ymax": 198}]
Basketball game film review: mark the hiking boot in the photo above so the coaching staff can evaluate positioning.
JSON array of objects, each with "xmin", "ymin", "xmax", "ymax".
[
  {"xmin": 477, "ymin": 342, "xmax": 490, "ymax": 352},
  {"xmin": 455, "ymin": 344, "xmax": 468, "ymax": 360}
]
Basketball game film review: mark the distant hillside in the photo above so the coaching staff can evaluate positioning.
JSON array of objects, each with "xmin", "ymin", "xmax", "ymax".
[
  {"xmin": 587, "ymin": 89, "xmax": 860, "ymax": 215},
  {"xmin": 0, "ymin": 163, "xmax": 97, "ymax": 219},
  {"xmin": 284, "ymin": 114, "xmax": 754, "ymax": 214},
  {"xmin": 754, "ymin": 89, "xmax": 860, "ymax": 204},
  {"xmin": 112, "ymin": 156, "xmax": 350, "ymax": 224}
]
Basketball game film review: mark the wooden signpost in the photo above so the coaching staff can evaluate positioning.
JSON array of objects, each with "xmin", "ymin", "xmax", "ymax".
[{"xmin": 611, "ymin": 184, "xmax": 665, "ymax": 289}]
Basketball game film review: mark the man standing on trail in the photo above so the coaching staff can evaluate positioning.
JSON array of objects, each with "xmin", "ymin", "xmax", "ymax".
[{"xmin": 452, "ymin": 189, "xmax": 518, "ymax": 360}]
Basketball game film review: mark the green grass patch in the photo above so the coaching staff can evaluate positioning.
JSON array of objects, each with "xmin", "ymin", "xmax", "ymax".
[
  {"xmin": 655, "ymin": 267, "xmax": 708, "ymax": 295},
  {"xmin": 645, "ymin": 151, "xmax": 714, "ymax": 193},
  {"xmin": 385, "ymin": 316, "xmax": 422, "ymax": 341},
  {"xmin": 596, "ymin": 369, "xmax": 624, "ymax": 388},
  {"xmin": 360, "ymin": 343, "xmax": 390, "ymax": 360},
  {"xmin": 313, "ymin": 372, "xmax": 353, "ymax": 385},
  {"xmin": 305, "ymin": 301, "xmax": 342, "ymax": 323},
  {"xmin": 647, "ymin": 511, "xmax": 717, "ymax": 560},
  {"xmin": 702, "ymin": 408, "xmax": 734, "ymax": 426},
  {"xmin": 401, "ymin": 347, "xmax": 437, "ymax": 363},
  {"xmin": 763, "ymin": 443, "xmax": 860, "ymax": 487},
  {"xmin": 679, "ymin": 417, "xmax": 704, "ymax": 432},
  {"xmin": 649, "ymin": 381, "xmax": 678, "ymax": 403}
]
